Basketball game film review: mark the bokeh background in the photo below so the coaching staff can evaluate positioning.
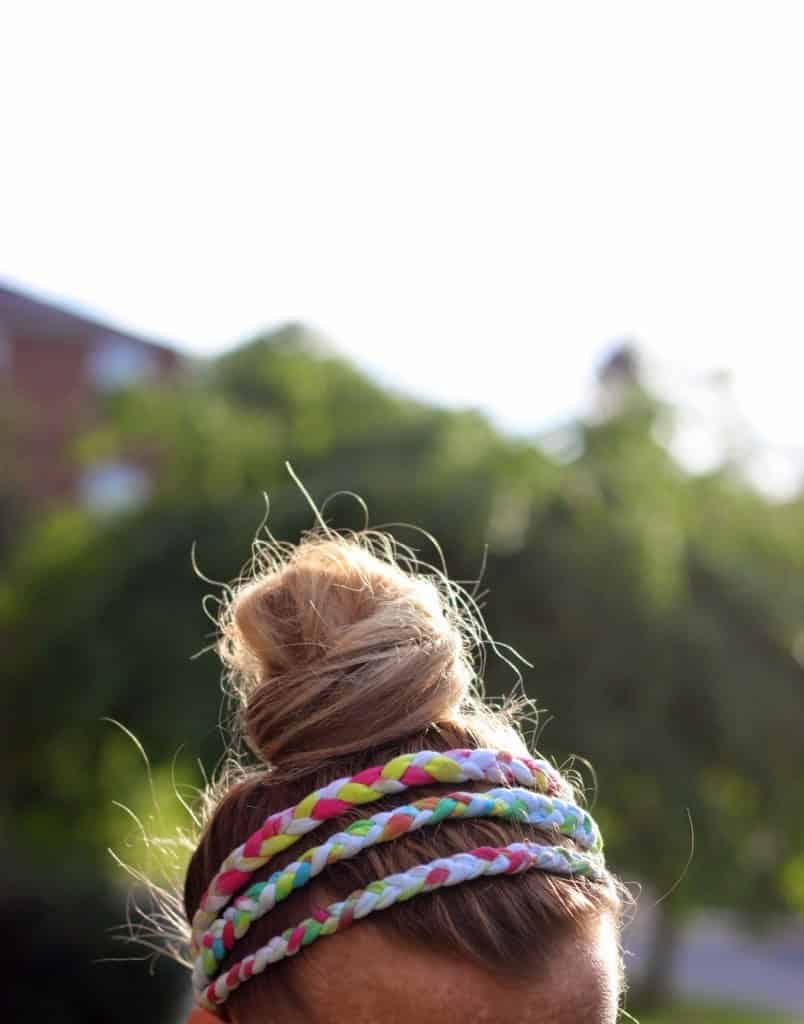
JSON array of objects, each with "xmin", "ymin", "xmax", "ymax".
[{"xmin": 3, "ymin": 3, "xmax": 804, "ymax": 1022}]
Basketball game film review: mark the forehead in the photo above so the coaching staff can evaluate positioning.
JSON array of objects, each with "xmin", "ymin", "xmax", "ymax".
[{"xmin": 275, "ymin": 914, "xmax": 621, "ymax": 1024}]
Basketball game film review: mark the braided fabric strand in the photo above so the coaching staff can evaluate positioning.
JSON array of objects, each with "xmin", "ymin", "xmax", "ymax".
[
  {"xmin": 199, "ymin": 841, "xmax": 601, "ymax": 1011},
  {"xmin": 191, "ymin": 748, "xmax": 564, "ymax": 947},
  {"xmin": 194, "ymin": 786, "xmax": 603, "ymax": 988}
]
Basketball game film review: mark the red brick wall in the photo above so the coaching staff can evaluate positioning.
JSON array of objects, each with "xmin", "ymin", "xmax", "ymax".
[{"xmin": 1, "ymin": 289, "xmax": 183, "ymax": 505}]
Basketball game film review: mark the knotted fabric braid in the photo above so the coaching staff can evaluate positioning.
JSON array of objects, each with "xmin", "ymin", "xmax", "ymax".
[
  {"xmin": 198, "ymin": 841, "xmax": 602, "ymax": 1012},
  {"xmin": 191, "ymin": 748, "xmax": 564, "ymax": 948},
  {"xmin": 194, "ymin": 786, "xmax": 603, "ymax": 988}
]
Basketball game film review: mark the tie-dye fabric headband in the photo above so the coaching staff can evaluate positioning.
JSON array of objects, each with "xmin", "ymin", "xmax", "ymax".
[
  {"xmin": 193, "ymin": 785, "xmax": 603, "ymax": 990},
  {"xmin": 191, "ymin": 749, "xmax": 606, "ymax": 1013},
  {"xmin": 191, "ymin": 748, "xmax": 567, "ymax": 948}
]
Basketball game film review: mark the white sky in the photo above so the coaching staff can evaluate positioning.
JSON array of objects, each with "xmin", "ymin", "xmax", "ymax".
[{"xmin": 2, "ymin": 2, "xmax": 803, "ymax": 469}]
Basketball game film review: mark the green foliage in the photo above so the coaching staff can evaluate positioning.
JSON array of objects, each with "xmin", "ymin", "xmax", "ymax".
[
  {"xmin": 472, "ymin": 407, "xmax": 804, "ymax": 914},
  {"xmin": 637, "ymin": 1002, "xmax": 803, "ymax": 1024},
  {"xmin": 4, "ymin": 325, "xmax": 804, "ymax": 1019}
]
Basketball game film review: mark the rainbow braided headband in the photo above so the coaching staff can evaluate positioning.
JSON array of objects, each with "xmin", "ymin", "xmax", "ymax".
[{"xmin": 191, "ymin": 748, "xmax": 606, "ymax": 1012}]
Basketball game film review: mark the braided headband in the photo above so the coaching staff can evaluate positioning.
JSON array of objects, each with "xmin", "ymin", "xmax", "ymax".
[
  {"xmin": 192, "ymin": 748, "xmax": 564, "ymax": 948},
  {"xmin": 194, "ymin": 786, "xmax": 602, "ymax": 988},
  {"xmin": 199, "ymin": 840, "xmax": 604, "ymax": 1011}
]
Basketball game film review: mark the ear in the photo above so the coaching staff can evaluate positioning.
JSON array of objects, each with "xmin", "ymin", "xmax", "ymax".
[{"xmin": 187, "ymin": 1009, "xmax": 222, "ymax": 1024}]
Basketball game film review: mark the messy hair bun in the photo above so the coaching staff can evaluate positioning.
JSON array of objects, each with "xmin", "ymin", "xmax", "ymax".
[{"xmin": 219, "ymin": 532, "xmax": 502, "ymax": 775}]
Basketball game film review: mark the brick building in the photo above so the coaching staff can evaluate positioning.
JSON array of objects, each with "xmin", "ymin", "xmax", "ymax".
[{"xmin": 0, "ymin": 283, "xmax": 183, "ymax": 509}]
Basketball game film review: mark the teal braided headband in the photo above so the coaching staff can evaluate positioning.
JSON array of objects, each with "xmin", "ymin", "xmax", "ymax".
[
  {"xmin": 199, "ymin": 840, "xmax": 603, "ymax": 1011},
  {"xmin": 193, "ymin": 786, "xmax": 603, "ymax": 990}
]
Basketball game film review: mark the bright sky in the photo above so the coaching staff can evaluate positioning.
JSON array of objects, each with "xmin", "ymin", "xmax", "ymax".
[{"xmin": 2, "ymin": 2, "xmax": 803, "ymax": 484}]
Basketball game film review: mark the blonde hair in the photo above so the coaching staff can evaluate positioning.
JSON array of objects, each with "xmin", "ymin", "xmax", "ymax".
[{"xmin": 184, "ymin": 529, "xmax": 622, "ymax": 1020}]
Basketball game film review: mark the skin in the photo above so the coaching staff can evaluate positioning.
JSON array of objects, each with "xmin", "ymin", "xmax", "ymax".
[{"xmin": 228, "ymin": 913, "xmax": 621, "ymax": 1024}]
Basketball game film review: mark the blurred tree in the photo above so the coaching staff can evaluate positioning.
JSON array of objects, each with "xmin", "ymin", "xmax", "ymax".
[
  {"xmin": 474, "ymin": 349, "xmax": 804, "ymax": 1004},
  {"xmin": 3, "ymin": 330, "xmax": 803, "ymax": 1018}
]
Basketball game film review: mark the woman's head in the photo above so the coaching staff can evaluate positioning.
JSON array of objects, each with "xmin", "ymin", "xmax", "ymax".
[{"xmin": 184, "ymin": 531, "xmax": 624, "ymax": 1022}]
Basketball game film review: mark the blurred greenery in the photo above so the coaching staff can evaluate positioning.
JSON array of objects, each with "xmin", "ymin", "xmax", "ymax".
[
  {"xmin": 3, "ymin": 327, "xmax": 803, "ymax": 1021},
  {"xmin": 638, "ymin": 1003, "xmax": 803, "ymax": 1024}
]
